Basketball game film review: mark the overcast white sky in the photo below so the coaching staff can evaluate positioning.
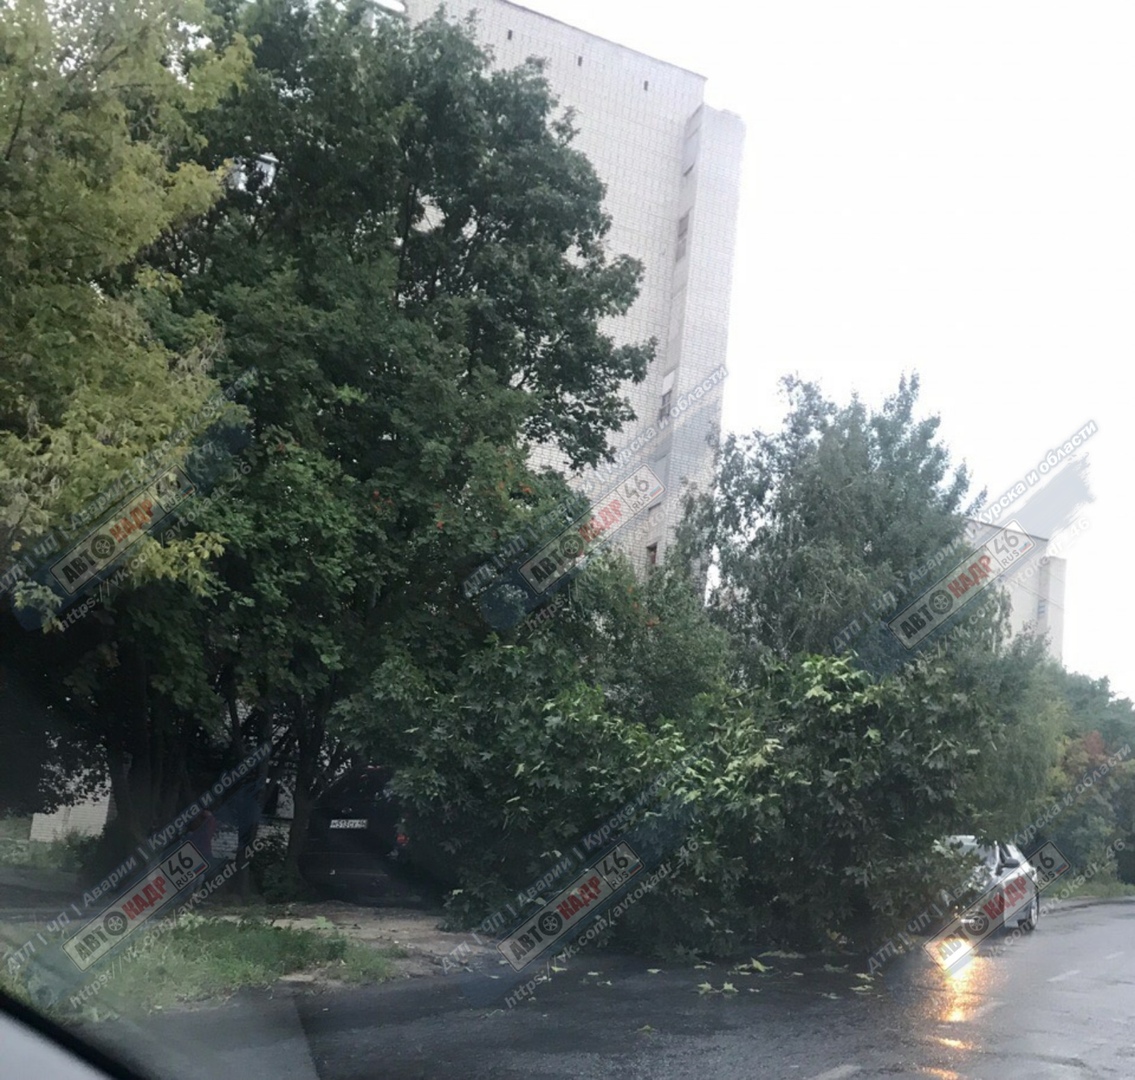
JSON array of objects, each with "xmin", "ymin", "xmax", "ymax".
[{"xmin": 513, "ymin": 0, "xmax": 1135, "ymax": 700}]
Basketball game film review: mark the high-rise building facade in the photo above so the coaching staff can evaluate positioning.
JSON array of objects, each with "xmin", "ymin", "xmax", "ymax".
[
  {"xmin": 966, "ymin": 519, "xmax": 1068, "ymax": 663},
  {"xmin": 404, "ymin": 0, "xmax": 744, "ymax": 570}
]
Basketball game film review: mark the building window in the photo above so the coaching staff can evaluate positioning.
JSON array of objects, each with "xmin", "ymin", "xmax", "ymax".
[
  {"xmin": 675, "ymin": 212, "xmax": 689, "ymax": 261},
  {"xmin": 646, "ymin": 543, "xmax": 658, "ymax": 568},
  {"xmin": 577, "ymin": 55, "xmax": 583, "ymax": 66},
  {"xmin": 643, "ymin": 80, "xmax": 649, "ymax": 91},
  {"xmin": 507, "ymin": 29, "xmax": 513, "ymax": 39},
  {"xmin": 658, "ymin": 390, "xmax": 672, "ymax": 420},
  {"xmin": 1037, "ymin": 599, "xmax": 1048, "ymax": 617}
]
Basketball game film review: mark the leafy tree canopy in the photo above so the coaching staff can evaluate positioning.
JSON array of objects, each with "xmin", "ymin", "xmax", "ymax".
[
  {"xmin": 0, "ymin": 0, "xmax": 250, "ymax": 566},
  {"xmin": 690, "ymin": 373, "xmax": 976, "ymax": 666}
]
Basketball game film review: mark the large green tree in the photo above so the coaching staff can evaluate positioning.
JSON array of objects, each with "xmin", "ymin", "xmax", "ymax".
[
  {"xmin": 333, "ymin": 544, "xmax": 733, "ymax": 916},
  {"xmin": 641, "ymin": 376, "xmax": 1068, "ymax": 948},
  {"xmin": 1027, "ymin": 667, "xmax": 1135, "ymax": 883},
  {"xmin": 40, "ymin": 0, "xmax": 657, "ymax": 873},
  {"xmin": 0, "ymin": 0, "xmax": 249, "ymax": 843},
  {"xmin": 688, "ymin": 374, "xmax": 976, "ymax": 668},
  {"xmin": 0, "ymin": 0, "xmax": 248, "ymax": 578}
]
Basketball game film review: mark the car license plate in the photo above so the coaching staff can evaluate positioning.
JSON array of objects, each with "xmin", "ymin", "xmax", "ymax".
[
  {"xmin": 1030, "ymin": 840, "xmax": 1070, "ymax": 888},
  {"xmin": 595, "ymin": 841, "xmax": 643, "ymax": 891},
  {"xmin": 329, "ymin": 819, "xmax": 368, "ymax": 829}
]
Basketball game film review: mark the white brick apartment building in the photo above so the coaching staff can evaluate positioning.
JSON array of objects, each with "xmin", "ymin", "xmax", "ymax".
[
  {"xmin": 404, "ymin": 0, "xmax": 745, "ymax": 570},
  {"xmin": 965, "ymin": 519, "xmax": 1069, "ymax": 664}
]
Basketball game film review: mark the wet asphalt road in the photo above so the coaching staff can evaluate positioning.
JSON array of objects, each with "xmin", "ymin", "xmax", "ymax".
[{"xmin": 66, "ymin": 897, "xmax": 1135, "ymax": 1079}]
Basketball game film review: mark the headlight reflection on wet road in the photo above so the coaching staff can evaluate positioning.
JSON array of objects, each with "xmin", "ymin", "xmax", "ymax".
[{"xmin": 940, "ymin": 948, "xmax": 991, "ymax": 1024}]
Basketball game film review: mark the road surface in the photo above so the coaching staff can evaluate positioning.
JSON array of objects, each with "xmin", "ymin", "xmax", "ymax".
[{"xmin": 64, "ymin": 897, "xmax": 1135, "ymax": 1079}]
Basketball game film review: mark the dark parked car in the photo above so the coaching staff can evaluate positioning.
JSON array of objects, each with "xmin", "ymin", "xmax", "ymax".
[{"xmin": 299, "ymin": 765, "xmax": 435, "ymax": 905}]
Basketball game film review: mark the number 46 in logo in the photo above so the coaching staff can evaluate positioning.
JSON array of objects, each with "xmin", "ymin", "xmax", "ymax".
[
  {"xmin": 600, "ymin": 848, "xmax": 631, "ymax": 877},
  {"xmin": 597, "ymin": 842, "xmax": 643, "ymax": 889}
]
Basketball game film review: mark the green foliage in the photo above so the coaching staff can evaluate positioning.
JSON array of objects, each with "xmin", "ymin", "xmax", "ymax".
[
  {"xmin": 2, "ymin": 0, "xmax": 655, "ymax": 868},
  {"xmin": 53, "ymin": 830, "xmax": 103, "ymax": 872},
  {"xmin": 688, "ymin": 373, "xmax": 974, "ymax": 665},
  {"xmin": 1041, "ymin": 731, "xmax": 1134, "ymax": 876},
  {"xmin": 328, "ymin": 545, "xmax": 730, "ymax": 919},
  {"xmin": 950, "ymin": 636, "xmax": 1065, "ymax": 839},
  {"xmin": 0, "ymin": 0, "xmax": 250, "ymax": 557},
  {"xmin": 248, "ymin": 829, "xmax": 296, "ymax": 902},
  {"xmin": 380, "ymin": 642, "xmax": 696, "ymax": 918},
  {"xmin": 4, "ymin": 0, "xmax": 1127, "ymax": 965},
  {"xmin": 646, "ymin": 377, "xmax": 1069, "ymax": 948},
  {"xmin": 1055, "ymin": 669, "xmax": 1135, "ymax": 750},
  {"xmin": 0, "ymin": 667, "xmax": 104, "ymax": 816},
  {"xmin": 0, "ymin": 816, "xmax": 31, "ymax": 840},
  {"xmin": 1060, "ymin": 876, "xmax": 1135, "ymax": 899},
  {"xmin": 1013, "ymin": 666, "xmax": 1135, "ymax": 882},
  {"xmin": 127, "ymin": 0, "xmax": 658, "ymax": 879},
  {"xmin": 0, "ymin": 0, "xmax": 254, "ymax": 846},
  {"xmin": 614, "ymin": 650, "xmax": 1055, "ymax": 952},
  {"xmin": 0, "ymin": 822, "xmax": 99, "ymax": 871}
]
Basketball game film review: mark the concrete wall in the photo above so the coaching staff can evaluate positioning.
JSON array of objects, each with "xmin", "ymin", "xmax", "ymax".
[{"xmin": 29, "ymin": 790, "xmax": 113, "ymax": 842}]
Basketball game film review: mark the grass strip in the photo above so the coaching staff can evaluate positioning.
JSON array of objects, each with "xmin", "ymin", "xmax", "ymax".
[{"xmin": 2, "ymin": 913, "xmax": 405, "ymax": 1021}]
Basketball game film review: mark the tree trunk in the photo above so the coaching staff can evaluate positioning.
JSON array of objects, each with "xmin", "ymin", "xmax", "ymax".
[
  {"xmin": 283, "ymin": 714, "xmax": 324, "ymax": 884},
  {"xmin": 284, "ymin": 780, "xmax": 314, "ymax": 882}
]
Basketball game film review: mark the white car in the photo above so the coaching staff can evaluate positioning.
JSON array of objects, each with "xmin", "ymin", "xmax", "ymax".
[{"xmin": 938, "ymin": 835, "xmax": 1041, "ymax": 933}]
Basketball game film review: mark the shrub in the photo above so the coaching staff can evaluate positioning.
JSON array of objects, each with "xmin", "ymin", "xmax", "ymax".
[{"xmin": 248, "ymin": 830, "xmax": 297, "ymax": 903}]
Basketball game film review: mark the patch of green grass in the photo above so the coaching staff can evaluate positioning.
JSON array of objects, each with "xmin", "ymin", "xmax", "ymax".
[
  {"xmin": 0, "ymin": 832, "xmax": 95, "ymax": 871},
  {"xmin": 337, "ymin": 941, "xmax": 408, "ymax": 982},
  {"xmin": 0, "ymin": 816, "xmax": 32, "ymax": 841},
  {"xmin": 1059, "ymin": 876, "xmax": 1135, "ymax": 900},
  {"xmin": 117, "ymin": 916, "xmax": 403, "ymax": 1009},
  {"xmin": 0, "ymin": 939, "xmax": 38, "ymax": 1011},
  {"xmin": 6, "ymin": 915, "xmax": 404, "ymax": 1021},
  {"xmin": 132, "ymin": 916, "xmax": 347, "ymax": 999}
]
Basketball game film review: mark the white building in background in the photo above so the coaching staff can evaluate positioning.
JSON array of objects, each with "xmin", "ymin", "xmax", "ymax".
[
  {"xmin": 404, "ymin": 0, "xmax": 744, "ymax": 570},
  {"xmin": 30, "ymin": 789, "xmax": 114, "ymax": 842},
  {"xmin": 965, "ymin": 519, "xmax": 1068, "ymax": 663},
  {"xmin": 1008, "ymin": 546, "xmax": 1066, "ymax": 662},
  {"xmin": 999, "ymin": 535, "xmax": 1067, "ymax": 665}
]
